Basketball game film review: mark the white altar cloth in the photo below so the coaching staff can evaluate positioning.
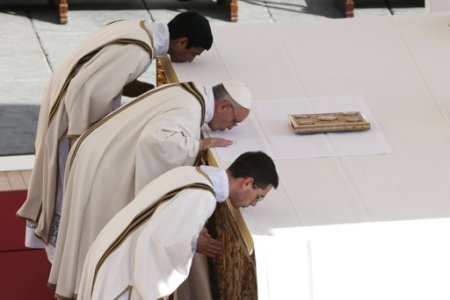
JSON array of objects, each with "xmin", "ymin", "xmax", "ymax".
[
  {"xmin": 204, "ymin": 96, "xmax": 391, "ymax": 161},
  {"xmin": 170, "ymin": 12, "xmax": 450, "ymax": 299},
  {"xmin": 252, "ymin": 218, "xmax": 450, "ymax": 300}
]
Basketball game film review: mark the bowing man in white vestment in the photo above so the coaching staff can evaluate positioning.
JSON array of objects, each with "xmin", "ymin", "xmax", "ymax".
[
  {"xmin": 77, "ymin": 151, "xmax": 279, "ymax": 300},
  {"xmin": 49, "ymin": 80, "xmax": 253, "ymax": 299},
  {"xmin": 16, "ymin": 12, "xmax": 213, "ymax": 261}
]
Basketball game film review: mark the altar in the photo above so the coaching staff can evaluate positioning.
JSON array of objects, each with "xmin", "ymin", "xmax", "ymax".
[{"xmin": 158, "ymin": 12, "xmax": 450, "ymax": 299}]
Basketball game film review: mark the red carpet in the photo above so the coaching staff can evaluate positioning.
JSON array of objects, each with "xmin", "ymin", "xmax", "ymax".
[{"xmin": 0, "ymin": 190, "xmax": 54, "ymax": 299}]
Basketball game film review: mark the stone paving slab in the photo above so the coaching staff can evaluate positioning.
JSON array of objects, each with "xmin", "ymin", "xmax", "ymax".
[
  {"xmin": 0, "ymin": 0, "xmax": 428, "ymax": 155},
  {"xmin": 0, "ymin": 7, "xmax": 51, "ymax": 105}
]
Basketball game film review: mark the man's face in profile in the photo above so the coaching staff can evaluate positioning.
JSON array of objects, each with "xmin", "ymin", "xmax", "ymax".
[{"xmin": 170, "ymin": 38, "xmax": 205, "ymax": 63}]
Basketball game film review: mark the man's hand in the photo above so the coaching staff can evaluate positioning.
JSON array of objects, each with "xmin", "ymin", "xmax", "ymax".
[
  {"xmin": 200, "ymin": 137, "xmax": 232, "ymax": 151},
  {"xmin": 196, "ymin": 228, "xmax": 224, "ymax": 258}
]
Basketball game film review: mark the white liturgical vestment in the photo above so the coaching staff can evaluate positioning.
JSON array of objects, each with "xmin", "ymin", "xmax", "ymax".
[
  {"xmin": 77, "ymin": 166, "xmax": 227, "ymax": 300},
  {"xmin": 49, "ymin": 82, "xmax": 209, "ymax": 299},
  {"xmin": 17, "ymin": 19, "xmax": 156, "ymax": 245}
]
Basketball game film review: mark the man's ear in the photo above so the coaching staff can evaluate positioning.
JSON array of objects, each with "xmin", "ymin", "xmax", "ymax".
[
  {"xmin": 241, "ymin": 177, "xmax": 254, "ymax": 190},
  {"xmin": 175, "ymin": 37, "xmax": 188, "ymax": 48}
]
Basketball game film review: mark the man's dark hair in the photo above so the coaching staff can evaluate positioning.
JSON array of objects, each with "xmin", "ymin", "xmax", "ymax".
[
  {"xmin": 168, "ymin": 11, "xmax": 213, "ymax": 50},
  {"xmin": 228, "ymin": 151, "xmax": 279, "ymax": 189}
]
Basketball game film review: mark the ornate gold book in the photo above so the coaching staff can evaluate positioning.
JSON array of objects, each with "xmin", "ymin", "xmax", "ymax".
[{"xmin": 288, "ymin": 111, "xmax": 370, "ymax": 134}]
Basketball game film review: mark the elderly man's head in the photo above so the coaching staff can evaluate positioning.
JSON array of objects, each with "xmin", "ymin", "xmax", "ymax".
[{"xmin": 208, "ymin": 81, "xmax": 252, "ymax": 131}]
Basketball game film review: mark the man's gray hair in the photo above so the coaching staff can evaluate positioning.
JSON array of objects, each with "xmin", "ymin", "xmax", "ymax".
[{"xmin": 212, "ymin": 83, "xmax": 239, "ymax": 107}]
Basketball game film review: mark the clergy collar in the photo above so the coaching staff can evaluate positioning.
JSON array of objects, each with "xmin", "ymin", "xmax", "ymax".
[
  {"xmin": 199, "ymin": 165, "xmax": 229, "ymax": 203},
  {"xmin": 146, "ymin": 22, "xmax": 169, "ymax": 58},
  {"xmin": 203, "ymin": 86, "xmax": 214, "ymax": 123}
]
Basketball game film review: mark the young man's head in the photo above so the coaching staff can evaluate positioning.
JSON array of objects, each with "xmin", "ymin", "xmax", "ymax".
[
  {"xmin": 208, "ymin": 81, "xmax": 252, "ymax": 131},
  {"xmin": 227, "ymin": 151, "xmax": 279, "ymax": 208},
  {"xmin": 168, "ymin": 11, "xmax": 213, "ymax": 63}
]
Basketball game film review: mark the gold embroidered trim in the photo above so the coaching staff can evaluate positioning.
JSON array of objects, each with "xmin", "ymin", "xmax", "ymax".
[
  {"xmin": 113, "ymin": 285, "xmax": 133, "ymax": 300},
  {"xmin": 139, "ymin": 20, "xmax": 154, "ymax": 48},
  {"xmin": 178, "ymin": 82, "xmax": 207, "ymax": 166},
  {"xmin": 179, "ymin": 82, "xmax": 206, "ymax": 126},
  {"xmin": 157, "ymin": 55, "xmax": 179, "ymax": 83}
]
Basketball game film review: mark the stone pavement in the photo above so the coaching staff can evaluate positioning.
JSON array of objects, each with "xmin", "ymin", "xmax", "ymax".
[{"xmin": 0, "ymin": 0, "xmax": 425, "ymax": 156}]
